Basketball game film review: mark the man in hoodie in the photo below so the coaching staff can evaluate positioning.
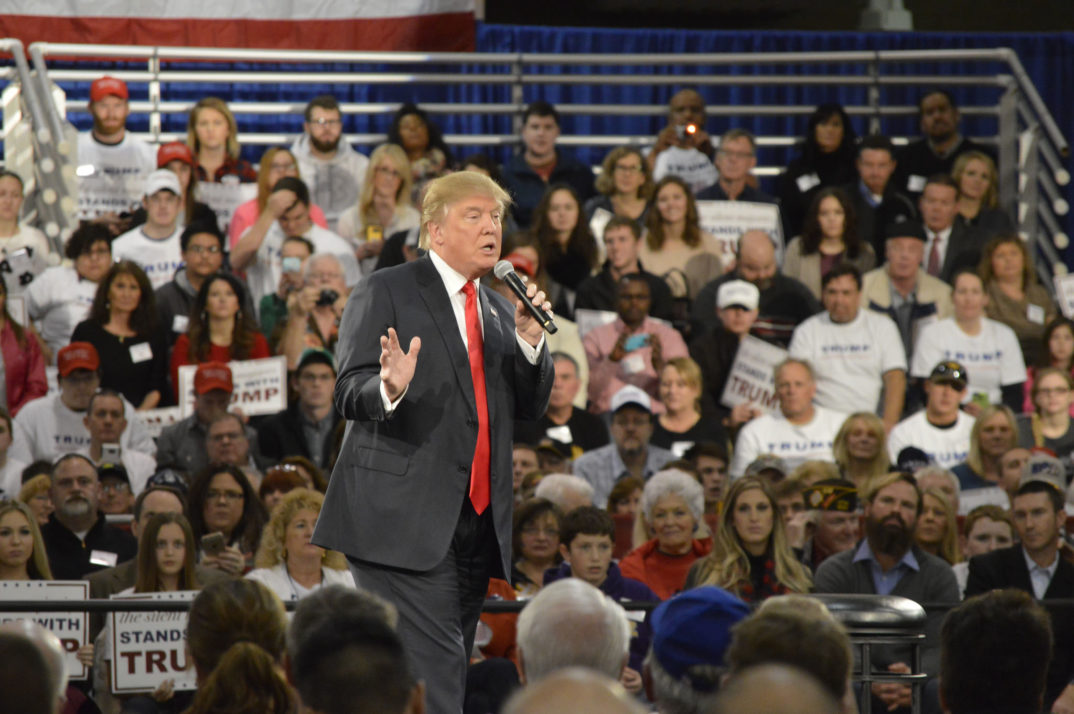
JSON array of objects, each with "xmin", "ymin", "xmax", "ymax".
[
  {"xmin": 543, "ymin": 505, "xmax": 655, "ymax": 691},
  {"xmin": 291, "ymin": 94, "xmax": 370, "ymax": 232}
]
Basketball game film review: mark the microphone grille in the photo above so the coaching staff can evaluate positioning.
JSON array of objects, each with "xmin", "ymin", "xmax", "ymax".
[{"xmin": 493, "ymin": 260, "xmax": 514, "ymax": 280}]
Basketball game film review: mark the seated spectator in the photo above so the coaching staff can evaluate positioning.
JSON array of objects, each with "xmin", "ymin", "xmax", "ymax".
[
  {"xmin": 533, "ymin": 474, "xmax": 594, "ymax": 514},
  {"xmin": 950, "ymin": 504, "xmax": 1013, "ymax": 597},
  {"xmin": 814, "ymin": 472, "xmax": 959, "ymax": 690},
  {"xmin": 512, "ymin": 497, "xmax": 563, "ymax": 599},
  {"xmin": 0, "ymin": 499, "xmax": 52, "ymax": 580},
  {"xmin": 388, "ymin": 102, "xmax": 454, "ymax": 202},
  {"xmin": 232, "ymin": 176, "xmax": 360, "ymax": 313},
  {"xmin": 110, "ymin": 168, "xmax": 185, "ymax": 290},
  {"xmin": 652, "ymin": 356, "xmax": 726, "ymax": 455},
  {"xmin": 0, "ymin": 410, "xmax": 26, "ymax": 499},
  {"xmin": 188, "ymin": 96, "xmax": 257, "ymax": 184},
  {"xmin": 573, "ymin": 386, "xmax": 675, "ymax": 507},
  {"xmin": 24, "ymin": 223, "xmax": 112, "ymax": 362},
  {"xmin": 279, "ymin": 455, "xmax": 328, "ymax": 493},
  {"xmin": 895, "ymin": 89, "xmax": 995, "ymax": 202},
  {"xmin": 513, "ymin": 443, "xmax": 539, "ymax": 499},
  {"xmin": 914, "ymin": 464, "xmax": 961, "ymax": 513},
  {"xmin": 291, "ymin": 94, "xmax": 369, "ymax": 233},
  {"xmin": 843, "ymin": 135, "xmax": 916, "ymax": 258},
  {"xmin": 689, "ymin": 279, "xmax": 760, "ymax": 426},
  {"xmin": 0, "ymin": 170, "xmax": 52, "ymax": 292},
  {"xmin": 156, "ymin": 361, "xmax": 248, "ymax": 476},
  {"xmin": 505, "ymin": 668, "xmax": 643, "ymax": 714},
  {"xmin": 606, "ymin": 476, "xmax": 643, "ymax": 517},
  {"xmin": 128, "ymin": 140, "xmax": 218, "ymax": 231},
  {"xmin": 730, "ymin": 358, "xmax": 847, "ymax": 477},
  {"xmin": 170, "ymin": 272, "xmax": 271, "ymax": 399},
  {"xmin": 584, "ymin": 275, "xmax": 689, "ymax": 414},
  {"xmin": 188, "ymin": 463, "xmax": 268, "ymax": 577},
  {"xmin": 515, "ymin": 578, "xmax": 631, "ymax": 683},
  {"xmin": 184, "ymin": 579, "xmax": 293, "ymax": 714},
  {"xmin": 911, "ymin": 269, "xmax": 1025, "ymax": 413},
  {"xmin": 532, "ymin": 184, "xmax": 599, "ymax": 318},
  {"xmin": 860, "ymin": 221, "xmax": 953, "ymax": 370},
  {"xmin": 889, "ymin": 361, "xmax": 975, "ymax": 469},
  {"xmin": 619, "ymin": 469, "xmax": 712, "ymax": 600},
  {"xmin": 257, "ymin": 348, "xmax": 341, "ymax": 470},
  {"xmin": 644, "ymin": 585, "xmax": 750, "ymax": 711},
  {"xmin": 543, "ymin": 506, "xmax": 656, "ymax": 681},
  {"xmin": 692, "ymin": 230, "xmax": 821, "ymax": 348},
  {"xmin": 777, "ymin": 103, "xmax": 859, "ymax": 240},
  {"xmin": 259, "ymin": 466, "xmax": 306, "ymax": 513},
  {"xmin": 1025, "ymin": 317, "xmax": 1074, "ymax": 416},
  {"xmin": 206, "ymin": 412, "xmax": 268, "ymax": 489},
  {"xmin": 685, "ymin": 442, "xmax": 729, "ymax": 525},
  {"xmin": 338, "ymin": 144, "xmax": 421, "ymax": 274},
  {"xmin": 11, "ymin": 342, "xmax": 152, "ymax": 463},
  {"xmin": 639, "ymin": 176, "xmax": 722, "ymax": 300},
  {"xmin": 789, "ymin": 263, "xmax": 906, "ymax": 429},
  {"xmin": 257, "ymin": 235, "xmax": 313, "ymax": 338},
  {"xmin": 72, "ymin": 261, "xmax": 168, "ymax": 409},
  {"xmin": 1017, "ymin": 368, "xmax": 1074, "ymax": 466},
  {"xmin": 799, "ymin": 479, "xmax": 861, "ymax": 571},
  {"xmin": 0, "ymin": 625, "xmax": 63, "ymax": 714},
  {"xmin": 647, "ymin": 88, "xmax": 717, "ymax": 194},
  {"xmin": 228, "ymin": 146, "xmax": 328, "ymax": 248},
  {"xmin": 783, "ymin": 187, "xmax": 875, "ymax": 300},
  {"xmin": 918, "ymin": 174, "xmax": 981, "ymax": 283},
  {"xmin": 980, "ymin": 233, "xmax": 1058, "ymax": 365},
  {"xmin": 686, "ymin": 476, "xmax": 812, "ymax": 602},
  {"xmin": 585, "ymin": 146, "xmax": 652, "ymax": 227},
  {"xmin": 965, "ymin": 460, "xmax": 1074, "ymax": 712},
  {"xmin": 275, "ymin": 253, "xmax": 350, "ymax": 367},
  {"xmin": 953, "ymin": 404, "xmax": 1019, "ymax": 513},
  {"xmin": 514, "ymin": 352, "xmax": 608, "ymax": 457},
  {"xmin": 156, "ymin": 222, "xmax": 233, "ymax": 348},
  {"xmin": 952, "ymin": 150, "xmax": 1014, "ymax": 243},
  {"xmin": 40, "ymin": 453, "xmax": 136, "ymax": 579},
  {"xmin": 831, "ymin": 412, "xmax": 890, "ymax": 494},
  {"xmin": 575, "ymin": 216, "xmax": 674, "ymax": 321},
  {"xmin": 0, "ymin": 274, "xmax": 45, "ymax": 417},
  {"xmin": 502, "ymin": 101, "xmax": 596, "ymax": 229},
  {"xmin": 246, "ymin": 488, "xmax": 354, "ymax": 601},
  {"xmin": 17, "ymin": 471, "xmax": 52, "ymax": 526},
  {"xmin": 940, "ymin": 589, "xmax": 1052, "ymax": 714},
  {"xmin": 914, "ymin": 488, "xmax": 960, "ymax": 565},
  {"xmin": 697, "ymin": 129, "xmax": 778, "ymax": 205},
  {"xmin": 79, "ymin": 390, "xmax": 156, "ymax": 494}
]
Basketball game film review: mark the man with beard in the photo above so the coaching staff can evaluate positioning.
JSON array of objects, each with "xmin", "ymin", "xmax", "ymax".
[
  {"xmin": 39, "ymin": 453, "xmax": 136, "ymax": 579},
  {"xmin": 573, "ymin": 385, "xmax": 674, "ymax": 508},
  {"xmin": 691, "ymin": 230, "xmax": 820, "ymax": 346},
  {"xmin": 814, "ymin": 472, "xmax": 958, "ymax": 712},
  {"xmin": 291, "ymin": 94, "xmax": 369, "ymax": 232},
  {"xmin": 76, "ymin": 76, "xmax": 156, "ymax": 229},
  {"xmin": 799, "ymin": 478, "xmax": 861, "ymax": 571}
]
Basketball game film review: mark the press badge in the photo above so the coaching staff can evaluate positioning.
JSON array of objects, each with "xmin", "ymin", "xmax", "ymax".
[
  {"xmin": 90, "ymin": 550, "xmax": 118, "ymax": 568},
  {"xmin": 546, "ymin": 425, "xmax": 573, "ymax": 444},
  {"xmin": 129, "ymin": 342, "xmax": 153, "ymax": 363},
  {"xmin": 796, "ymin": 173, "xmax": 821, "ymax": 193},
  {"xmin": 1027, "ymin": 304, "xmax": 1046, "ymax": 325},
  {"xmin": 907, "ymin": 174, "xmax": 927, "ymax": 193},
  {"xmin": 172, "ymin": 315, "xmax": 189, "ymax": 334}
]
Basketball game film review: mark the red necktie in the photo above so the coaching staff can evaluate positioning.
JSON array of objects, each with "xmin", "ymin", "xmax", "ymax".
[
  {"xmin": 927, "ymin": 234, "xmax": 942, "ymax": 276},
  {"xmin": 462, "ymin": 282, "xmax": 490, "ymax": 514}
]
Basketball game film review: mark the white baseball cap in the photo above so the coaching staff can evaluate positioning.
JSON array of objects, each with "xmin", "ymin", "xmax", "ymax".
[
  {"xmin": 717, "ymin": 279, "xmax": 760, "ymax": 311},
  {"xmin": 144, "ymin": 168, "xmax": 181, "ymax": 197},
  {"xmin": 610, "ymin": 384, "xmax": 652, "ymax": 414}
]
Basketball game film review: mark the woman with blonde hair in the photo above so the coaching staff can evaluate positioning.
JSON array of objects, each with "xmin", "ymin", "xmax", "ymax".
[
  {"xmin": 951, "ymin": 150, "xmax": 1013, "ymax": 241},
  {"xmin": 246, "ymin": 488, "xmax": 354, "ymax": 602},
  {"xmin": 338, "ymin": 143, "xmax": 420, "ymax": 273},
  {"xmin": 652, "ymin": 356, "xmax": 726, "ymax": 453},
  {"xmin": 227, "ymin": 146, "xmax": 328, "ymax": 248},
  {"xmin": 639, "ymin": 175, "xmax": 723, "ymax": 299},
  {"xmin": 951, "ymin": 404, "xmax": 1018, "ymax": 512},
  {"xmin": 685, "ymin": 476, "xmax": 812, "ymax": 602},
  {"xmin": 16, "ymin": 473, "xmax": 51, "ymax": 526},
  {"xmin": 585, "ymin": 146, "xmax": 652, "ymax": 225},
  {"xmin": 0, "ymin": 499, "xmax": 52, "ymax": 580},
  {"xmin": 978, "ymin": 234, "xmax": 1058, "ymax": 365},
  {"xmin": 831, "ymin": 412, "xmax": 890, "ymax": 493},
  {"xmin": 187, "ymin": 97, "xmax": 256, "ymax": 184},
  {"xmin": 914, "ymin": 488, "xmax": 960, "ymax": 565}
]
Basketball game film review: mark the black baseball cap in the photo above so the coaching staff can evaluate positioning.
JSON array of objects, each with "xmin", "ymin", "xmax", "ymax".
[{"xmin": 928, "ymin": 360, "xmax": 967, "ymax": 390}]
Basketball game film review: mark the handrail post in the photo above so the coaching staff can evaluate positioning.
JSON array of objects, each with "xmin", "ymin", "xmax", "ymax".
[
  {"xmin": 997, "ymin": 80, "xmax": 1020, "ymax": 218},
  {"xmin": 148, "ymin": 47, "xmax": 162, "ymax": 143}
]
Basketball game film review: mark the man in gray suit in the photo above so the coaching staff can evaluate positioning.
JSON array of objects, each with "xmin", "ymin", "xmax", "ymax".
[{"xmin": 313, "ymin": 171, "xmax": 555, "ymax": 714}]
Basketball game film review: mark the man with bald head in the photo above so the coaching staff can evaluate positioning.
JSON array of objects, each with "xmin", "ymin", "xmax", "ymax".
[
  {"xmin": 692, "ymin": 230, "xmax": 821, "ymax": 346},
  {"xmin": 504, "ymin": 668, "xmax": 646, "ymax": 714},
  {"xmin": 648, "ymin": 89, "xmax": 717, "ymax": 194},
  {"xmin": 713, "ymin": 664, "xmax": 840, "ymax": 714}
]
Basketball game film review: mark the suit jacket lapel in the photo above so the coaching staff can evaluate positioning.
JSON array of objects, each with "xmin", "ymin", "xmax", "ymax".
[
  {"xmin": 479, "ymin": 284, "xmax": 505, "ymax": 372},
  {"xmin": 1046, "ymin": 557, "xmax": 1074, "ymax": 598},
  {"xmin": 415, "ymin": 257, "xmax": 478, "ymax": 416}
]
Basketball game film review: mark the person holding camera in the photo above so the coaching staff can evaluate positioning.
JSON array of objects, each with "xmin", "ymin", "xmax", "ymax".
[
  {"xmin": 276, "ymin": 252, "xmax": 349, "ymax": 369},
  {"xmin": 648, "ymin": 88, "xmax": 717, "ymax": 194},
  {"xmin": 258, "ymin": 235, "xmax": 314, "ymax": 338}
]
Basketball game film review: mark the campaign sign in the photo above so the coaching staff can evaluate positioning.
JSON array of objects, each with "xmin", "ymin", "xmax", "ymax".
[
  {"xmin": 0, "ymin": 580, "xmax": 90, "ymax": 679},
  {"xmin": 1055, "ymin": 274, "xmax": 1074, "ymax": 319},
  {"xmin": 695, "ymin": 200, "xmax": 784, "ymax": 267},
  {"xmin": 177, "ymin": 355, "xmax": 288, "ymax": 418},
  {"xmin": 132, "ymin": 407, "xmax": 182, "ymax": 440},
  {"xmin": 194, "ymin": 180, "xmax": 257, "ymax": 236},
  {"xmin": 110, "ymin": 591, "xmax": 197, "ymax": 694},
  {"xmin": 720, "ymin": 335, "xmax": 787, "ymax": 415}
]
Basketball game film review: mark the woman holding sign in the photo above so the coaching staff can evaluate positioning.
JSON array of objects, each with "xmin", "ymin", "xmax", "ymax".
[
  {"xmin": 73, "ymin": 261, "xmax": 169, "ymax": 410},
  {"xmin": 170, "ymin": 272, "xmax": 270, "ymax": 399}
]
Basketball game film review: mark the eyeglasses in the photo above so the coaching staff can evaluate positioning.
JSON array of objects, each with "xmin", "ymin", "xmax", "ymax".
[
  {"xmin": 521, "ymin": 525, "xmax": 559, "ymax": 538},
  {"xmin": 206, "ymin": 489, "xmax": 244, "ymax": 502},
  {"xmin": 101, "ymin": 482, "xmax": 130, "ymax": 494},
  {"xmin": 614, "ymin": 164, "xmax": 642, "ymax": 174},
  {"xmin": 187, "ymin": 245, "xmax": 221, "ymax": 255},
  {"xmin": 209, "ymin": 431, "xmax": 244, "ymax": 443},
  {"xmin": 309, "ymin": 118, "xmax": 342, "ymax": 128}
]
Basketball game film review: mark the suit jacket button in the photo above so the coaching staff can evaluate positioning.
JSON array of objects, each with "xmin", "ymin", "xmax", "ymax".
[{"xmin": 458, "ymin": 465, "xmax": 468, "ymax": 474}]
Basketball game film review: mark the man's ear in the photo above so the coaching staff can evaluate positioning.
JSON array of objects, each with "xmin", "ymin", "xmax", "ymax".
[{"xmin": 558, "ymin": 543, "xmax": 571, "ymax": 564}]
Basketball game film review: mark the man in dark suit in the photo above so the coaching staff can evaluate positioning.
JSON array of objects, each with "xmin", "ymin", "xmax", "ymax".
[
  {"xmin": 313, "ymin": 171, "xmax": 555, "ymax": 714},
  {"xmin": 918, "ymin": 174, "xmax": 980, "ymax": 284},
  {"xmin": 965, "ymin": 455, "xmax": 1074, "ymax": 714}
]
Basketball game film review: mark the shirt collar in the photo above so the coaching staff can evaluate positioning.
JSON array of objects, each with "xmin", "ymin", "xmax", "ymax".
[
  {"xmin": 1023, "ymin": 546, "xmax": 1059, "ymax": 578},
  {"xmin": 853, "ymin": 539, "xmax": 920, "ymax": 572},
  {"xmin": 429, "ymin": 249, "xmax": 476, "ymax": 297}
]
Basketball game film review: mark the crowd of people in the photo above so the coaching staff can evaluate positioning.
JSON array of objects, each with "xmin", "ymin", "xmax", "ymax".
[{"xmin": 1, "ymin": 73, "xmax": 1071, "ymax": 714}]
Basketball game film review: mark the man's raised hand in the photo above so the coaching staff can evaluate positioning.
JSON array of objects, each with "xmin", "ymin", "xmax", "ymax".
[{"xmin": 380, "ymin": 327, "xmax": 421, "ymax": 401}]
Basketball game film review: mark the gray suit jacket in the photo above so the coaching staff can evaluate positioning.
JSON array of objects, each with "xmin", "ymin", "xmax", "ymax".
[{"xmin": 312, "ymin": 256, "xmax": 554, "ymax": 577}]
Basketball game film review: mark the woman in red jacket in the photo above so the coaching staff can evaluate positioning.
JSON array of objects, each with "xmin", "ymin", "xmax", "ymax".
[{"xmin": 0, "ymin": 273, "xmax": 45, "ymax": 415}]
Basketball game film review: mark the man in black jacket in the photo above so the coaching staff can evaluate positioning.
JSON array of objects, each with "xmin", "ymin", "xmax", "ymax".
[{"xmin": 258, "ymin": 347, "xmax": 342, "ymax": 471}]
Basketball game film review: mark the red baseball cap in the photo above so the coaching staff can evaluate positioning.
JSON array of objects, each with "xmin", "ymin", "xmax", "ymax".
[
  {"xmin": 89, "ymin": 76, "xmax": 128, "ymax": 103},
  {"xmin": 57, "ymin": 342, "xmax": 100, "ymax": 377},
  {"xmin": 505, "ymin": 250, "xmax": 536, "ymax": 278},
  {"xmin": 157, "ymin": 141, "xmax": 195, "ymax": 168},
  {"xmin": 194, "ymin": 362, "xmax": 233, "ymax": 395}
]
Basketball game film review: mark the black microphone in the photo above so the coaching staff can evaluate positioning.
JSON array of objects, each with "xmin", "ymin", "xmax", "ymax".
[{"xmin": 494, "ymin": 260, "xmax": 558, "ymax": 334}]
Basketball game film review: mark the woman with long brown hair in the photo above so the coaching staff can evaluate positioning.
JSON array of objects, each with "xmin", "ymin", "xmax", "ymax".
[
  {"xmin": 531, "ymin": 184, "xmax": 598, "ymax": 318},
  {"xmin": 228, "ymin": 146, "xmax": 328, "ymax": 248},
  {"xmin": 979, "ymin": 233, "xmax": 1058, "ymax": 365},
  {"xmin": 639, "ymin": 175, "xmax": 722, "ymax": 300},
  {"xmin": 782, "ymin": 186, "xmax": 875, "ymax": 299}
]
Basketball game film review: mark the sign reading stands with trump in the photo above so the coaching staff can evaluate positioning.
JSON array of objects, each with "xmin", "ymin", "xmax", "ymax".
[
  {"xmin": 695, "ymin": 200, "xmax": 784, "ymax": 267},
  {"xmin": 177, "ymin": 356, "xmax": 288, "ymax": 418},
  {"xmin": 110, "ymin": 591, "xmax": 198, "ymax": 694},
  {"xmin": 720, "ymin": 335, "xmax": 787, "ymax": 415},
  {"xmin": 0, "ymin": 580, "xmax": 90, "ymax": 679}
]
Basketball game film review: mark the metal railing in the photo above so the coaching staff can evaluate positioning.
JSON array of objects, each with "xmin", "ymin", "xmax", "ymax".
[{"xmin": 0, "ymin": 43, "xmax": 1067, "ymax": 277}]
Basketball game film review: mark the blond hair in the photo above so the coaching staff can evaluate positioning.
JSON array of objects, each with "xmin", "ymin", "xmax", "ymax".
[
  {"xmin": 420, "ymin": 170, "xmax": 512, "ymax": 250},
  {"xmin": 0, "ymin": 500, "xmax": 52, "ymax": 580},
  {"xmin": 358, "ymin": 144, "xmax": 414, "ymax": 233},
  {"xmin": 254, "ymin": 488, "xmax": 346, "ymax": 571},
  {"xmin": 187, "ymin": 97, "xmax": 241, "ymax": 159}
]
